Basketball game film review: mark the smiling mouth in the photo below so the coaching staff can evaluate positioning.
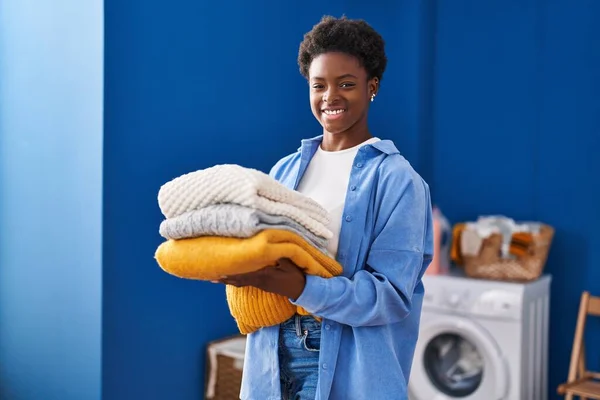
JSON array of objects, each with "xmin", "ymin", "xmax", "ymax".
[{"xmin": 322, "ymin": 109, "xmax": 346, "ymax": 115}]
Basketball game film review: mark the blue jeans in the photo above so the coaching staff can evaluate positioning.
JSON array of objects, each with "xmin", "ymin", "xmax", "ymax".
[{"xmin": 278, "ymin": 315, "xmax": 321, "ymax": 400}]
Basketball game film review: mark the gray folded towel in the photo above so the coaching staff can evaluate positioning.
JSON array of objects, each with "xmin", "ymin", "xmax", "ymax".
[{"xmin": 159, "ymin": 204, "xmax": 329, "ymax": 253}]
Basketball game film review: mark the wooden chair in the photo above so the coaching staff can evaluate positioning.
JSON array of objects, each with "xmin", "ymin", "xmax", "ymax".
[{"xmin": 557, "ymin": 291, "xmax": 600, "ymax": 400}]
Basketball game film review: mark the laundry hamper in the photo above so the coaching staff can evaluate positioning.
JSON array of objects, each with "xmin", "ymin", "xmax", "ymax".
[
  {"xmin": 451, "ymin": 223, "xmax": 554, "ymax": 282},
  {"xmin": 205, "ymin": 335, "xmax": 246, "ymax": 400}
]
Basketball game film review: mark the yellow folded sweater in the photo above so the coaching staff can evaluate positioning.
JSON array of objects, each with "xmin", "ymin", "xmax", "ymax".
[{"xmin": 154, "ymin": 229, "xmax": 343, "ymax": 334}]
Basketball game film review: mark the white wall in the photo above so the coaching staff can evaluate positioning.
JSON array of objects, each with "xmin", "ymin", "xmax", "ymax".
[{"xmin": 0, "ymin": 1, "xmax": 103, "ymax": 399}]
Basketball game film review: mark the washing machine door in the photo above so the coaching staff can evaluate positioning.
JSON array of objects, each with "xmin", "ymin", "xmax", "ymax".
[{"xmin": 409, "ymin": 315, "xmax": 508, "ymax": 400}]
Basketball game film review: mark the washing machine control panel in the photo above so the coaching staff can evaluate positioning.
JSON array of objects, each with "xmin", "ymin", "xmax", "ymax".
[
  {"xmin": 471, "ymin": 290, "xmax": 522, "ymax": 319},
  {"xmin": 423, "ymin": 287, "xmax": 523, "ymax": 319}
]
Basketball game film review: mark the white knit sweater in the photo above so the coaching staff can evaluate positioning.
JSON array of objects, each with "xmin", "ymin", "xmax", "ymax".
[{"xmin": 157, "ymin": 164, "xmax": 332, "ymax": 239}]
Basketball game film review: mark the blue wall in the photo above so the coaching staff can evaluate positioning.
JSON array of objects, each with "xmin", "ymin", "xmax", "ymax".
[
  {"xmin": 104, "ymin": 1, "xmax": 599, "ymax": 398},
  {"xmin": 432, "ymin": 0, "xmax": 600, "ymax": 397},
  {"xmin": 0, "ymin": 1, "xmax": 103, "ymax": 399},
  {"xmin": 1, "ymin": 1, "xmax": 596, "ymax": 399}
]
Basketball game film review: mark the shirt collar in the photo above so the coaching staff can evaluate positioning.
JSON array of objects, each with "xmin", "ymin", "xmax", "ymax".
[{"xmin": 299, "ymin": 135, "xmax": 400, "ymax": 155}]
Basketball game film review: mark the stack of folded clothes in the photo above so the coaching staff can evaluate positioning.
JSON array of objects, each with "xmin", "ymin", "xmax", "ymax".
[{"xmin": 154, "ymin": 164, "xmax": 343, "ymax": 334}]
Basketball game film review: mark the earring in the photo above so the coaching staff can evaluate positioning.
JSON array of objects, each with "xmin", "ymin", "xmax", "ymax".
[{"xmin": 371, "ymin": 93, "xmax": 376, "ymax": 102}]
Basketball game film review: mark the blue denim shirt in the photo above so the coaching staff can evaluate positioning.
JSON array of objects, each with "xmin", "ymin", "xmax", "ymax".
[{"xmin": 240, "ymin": 136, "xmax": 433, "ymax": 400}]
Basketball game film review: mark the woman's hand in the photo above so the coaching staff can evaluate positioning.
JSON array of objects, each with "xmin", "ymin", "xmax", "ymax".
[{"xmin": 216, "ymin": 258, "xmax": 306, "ymax": 300}]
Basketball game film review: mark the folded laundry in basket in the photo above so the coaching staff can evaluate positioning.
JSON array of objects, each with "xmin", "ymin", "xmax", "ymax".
[
  {"xmin": 450, "ymin": 223, "xmax": 466, "ymax": 265},
  {"xmin": 157, "ymin": 164, "xmax": 332, "ymax": 238},
  {"xmin": 509, "ymin": 232, "xmax": 534, "ymax": 257},
  {"xmin": 451, "ymin": 216, "xmax": 543, "ymax": 264},
  {"xmin": 460, "ymin": 229, "xmax": 483, "ymax": 256},
  {"xmin": 159, "ymin": 204, "xmax": 329, "ymax": 252},
  {"xmin": 154, "ymin": 229, "xmax": 343, "ymax": 334}
]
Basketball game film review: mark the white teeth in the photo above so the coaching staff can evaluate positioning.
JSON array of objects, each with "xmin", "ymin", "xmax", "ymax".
[{"xmin": 323, "ymin": 109, "xmax": 345, "ymax": 115}]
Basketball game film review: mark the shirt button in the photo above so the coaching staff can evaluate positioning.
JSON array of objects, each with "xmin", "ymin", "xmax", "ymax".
[
  {"xmin": 325, "ymin": 324, "xmax": 331, "ymax": 330},
  {"xmin": 345, "ymin": 215, "xmax": 352, "ymax": 222},
  {"xmin": 350, "ymin": 185, "xmax": 357, "ymax": 191},
  {"xmin": 322, "ymin": 363, "xmax": 328, "ymax": 370},
  {"xmin": 356, "ymin": 163, "xmax": 363, "ymax": 168}
]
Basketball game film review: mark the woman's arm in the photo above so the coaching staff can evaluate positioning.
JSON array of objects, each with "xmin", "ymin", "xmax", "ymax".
[{"xmin": 291, "ymin": 169, "xmax": 433, "ymax": 327}]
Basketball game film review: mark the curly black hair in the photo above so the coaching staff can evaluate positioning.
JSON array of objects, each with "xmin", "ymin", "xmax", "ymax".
[{"xmin": 298, "ymin": 15, "xmax": 387, "ymax": 82}]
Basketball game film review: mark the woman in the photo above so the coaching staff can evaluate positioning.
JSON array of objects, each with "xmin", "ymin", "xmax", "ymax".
[{"xmin": 219, "ymin": 15, "xmax": 433, "ymax": 400}]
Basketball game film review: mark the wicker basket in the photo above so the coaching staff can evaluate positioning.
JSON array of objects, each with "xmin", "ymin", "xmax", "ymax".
[
  {"xmin": 453, "ymin": 223, "xmax": 554, "ymax": 282},
  {"xmin": 205, "ymin": 335, "xmax": 246, "ymax": 400}
]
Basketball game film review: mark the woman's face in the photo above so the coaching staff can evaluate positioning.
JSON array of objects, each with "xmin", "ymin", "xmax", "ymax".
[{"xmin": 308, "ymin": 52, "xmax": 378, "ymax": 136}]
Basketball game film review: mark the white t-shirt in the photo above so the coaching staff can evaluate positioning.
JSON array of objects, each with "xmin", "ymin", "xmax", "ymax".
[{"xmin": 296, "ymin": 137, "xmax": 380, "ymax": 257}]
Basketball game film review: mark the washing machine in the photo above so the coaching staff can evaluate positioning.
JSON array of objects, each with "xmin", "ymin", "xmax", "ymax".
[{"xmin": 408, "ymin": 272, "xmax": 551, "ymax": 400}]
